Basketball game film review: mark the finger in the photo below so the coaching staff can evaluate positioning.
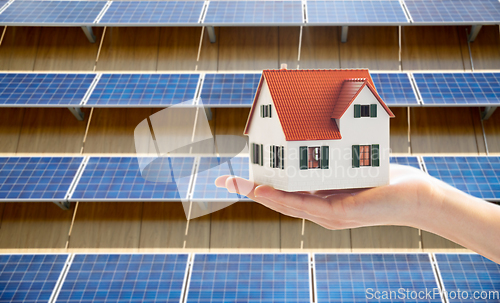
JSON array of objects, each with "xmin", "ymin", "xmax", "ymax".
[
  {"xmin": 215, "ymin": 175, "xmax": 231, "ymax": 187},
  {"xmin": 225, "ymin": 176, "xmax": 257, "ymax": 198}
]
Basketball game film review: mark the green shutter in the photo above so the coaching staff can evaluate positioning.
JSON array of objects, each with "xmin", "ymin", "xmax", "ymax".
[
  {"xmin": 251, "ymin": 143, "xmax": 255, "ymax": 164},
  {"xmin": 260, "ymin": 144, "xmax": 263, "ymax": 166},
  {"xmin": 281, "ymin": 146, "xmax": 284, "ymax": 169},
  {"xmin": 352, "ymin": 145, "xmax": 360, "ymax": 168},
  {"xmin": 370, "ymin": 104, "xmax": 377, "ymax": 118},
  {"xmin": 270, "ymin": 145, "xmax": 273, "ymax": 167},
  {"xmin": 372, "ymin": 144, "xmax": 379, "ymax": 167},
  {"xmin": 321, "ymin": 146, "xmax": 329, "ymax": 169},
  {"xmin": 354, "ymin": 104, "xmax": 361, "ymax": 118},
  {"xmin": 268, "ymin": 105, "xmax": 272, "ymax": 118},
  {"xmin": 299, "ymin": 146, "xmax": 308, "ymax": 170}
]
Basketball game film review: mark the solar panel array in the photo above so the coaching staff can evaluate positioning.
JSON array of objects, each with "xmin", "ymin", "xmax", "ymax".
[
  {"xmin": 413, "ymin": 73, "xmax": 500, "ymax": 106},
  {"xmin": 56, "ymin": 254, "xmax": 189, "ymax": 303},
  {"xmin": 0, "ymin": 157, "xmax": 83, "ymax": 201},
  {"xmin": 0, "ymin": 254, "xmax": 68, "ymax": 303},
  {"xmin": 0, "ymin": 73, "xmax": 95, "ymax": 106},
  {"xmin": 204, "ymin": 1, "xmax": 303, "ymax": 25},
  {"xmin": 99, "ymin": 1, "xmax": 204, "ymax": 25},
  {"xmin": 192, "ymin": 157, "xmax": 251, "ymax": 201},
  {"xmin": 314, "ymin": 254, "xmax": 442, "ymax": 303},
  {"xmin": 371, "ymin": 73, "xmax": 419, "ymax": 106},
  {"xmin": 86, "ymin": 74, "xmax": 200, "ymax": 107},
  {"xmin": 70, "ymin": 157, "xmax": 195, "ymax": 201},
  {"xmin": 435, "ymin": 254, "xmax": 500, "ymax": 303},
  {"xmin": 423, "ymin": 156, "xmax": 500, "ymax": 201},
  {"xmin": 307, "ymin": 0, "xmax": 408, "ymax": 24},
  {"xmin": 405, "ymin": 0, "xmax": 500, "ymax": 23},
  {"xmin": 0, "ymin": 0, "xmax": 106, "ymax": 24},
  {"xmin": 187, "ymin": 254, "xmax": 311, "ymax": 303},
  {"xmin": 390, "ymin": 156, "xmax": 422, "ymax": 170},
  {"xmin": 200, "ymin": 73, "xmax": 261, "ymax": 106}
]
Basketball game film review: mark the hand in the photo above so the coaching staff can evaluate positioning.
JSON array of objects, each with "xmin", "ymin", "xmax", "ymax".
[{"xmin": 215, "ymin": 164, "xmax": 442, "ymax": 230}]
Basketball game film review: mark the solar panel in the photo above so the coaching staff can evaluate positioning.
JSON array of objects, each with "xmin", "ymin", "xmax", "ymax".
[
  {"xmin": 0, "ymin": 254, "xmax": 69, "ymax": 302},
  {"xmin": 314, "ymin": 254, "xmax": 442, "ymax": 303},
  {"xmin": 203, "ymin": 1, "xmax": 304, "ymax": 25},
  {"xmin": 200, "ymin": 73, "xmax": 260, "ymax": 107},
  {"xmin": 186, "ymin": 254, "xmax": 311, "ymax": 303},
  {"xmin": 0, "ymin": 157, "xmax": 83, "ymax": 201},
  {"xmin": 371, "ymin": 73, "xmax": 419, "ymax": 106},
  {"xmin": 307, "ymin": 0, "xmax": 408, "ymax": 25},
  {"xmin": 0, "ymin": 73, "xmax": 95, "ymax": 106},
  {"xmin": 70, "ymin": 157, "xmax": 195, "ymax": 201},
  {"xmin": 99, "ymin": 1, "xmax": 204, "ymax": 25},
  {"xmin": 86, "ymin": 74, "xmax": 200, "ymax": 107},
  {"xmin": 0, "ymin": 1, "xmax": 107, "ymax": 24},
  {"xmin": 405, "ymin": 0, "xmax": 500, "ymax": 24},
  {"xmin": 192, "ymin": 157, "xmax": 251, "ymax": 202},
  {"xmin": 390, "ymin": 156, "xmax": 422, "ymax": 170},
  {"xmin": 423, "ymin": 156, "xmax": 500, "ymax": 201},
  {"xmin": 435, "ymin": 254, "xmax": 500, "ymax": 303},
  {"xmin": 413, "ymin": 73, "xmax": 500, "ymax": 106},
  {"xmin": 56, "ymin": 254, "xmax": 189, "ymax": 303}
]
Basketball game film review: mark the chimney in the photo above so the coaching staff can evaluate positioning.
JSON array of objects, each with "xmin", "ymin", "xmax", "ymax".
[{"xmin": 280, "ymin": 63, "xmax": 287, "ymax": 70}]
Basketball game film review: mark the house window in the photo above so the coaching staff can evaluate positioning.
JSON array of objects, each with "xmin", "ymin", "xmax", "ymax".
[
  {"xmin": 354, "ymin": 104, "xmax": 378, "ymax": 118},
  {"xmin": 360, "ymin": 105, "xmax": 370, "ymax": 117},
  {"xmin": 260, "ymin": 104, "xmax": 272, "ymax": 118},
  {"xmin": 352, "ymin": 144, "xmax": 380, "ymax": 168},
  {"xmin": 308, "ymin": 147, "xmax": 320, "ymax": 169},
  {"xmin": 359, "ymin": 145, "xmax": 371, "ymax": 166},
  {"xmin": 269, "ymin": 145, "xmax": 284, "ymax": 169},
  {"xmin": 251, "ymin": 143, "xmax": 263, "ymax": 166},
  {"xmin": 299, "ymin": 146, "xmax": 329, "ymax": 170}
]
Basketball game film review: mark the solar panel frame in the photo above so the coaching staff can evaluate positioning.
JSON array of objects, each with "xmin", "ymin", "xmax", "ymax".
[
  {"xmin": 68, "ymin": 156, "xmax": 197, "ymax": 202},
  {"xmin": 370, "ymin": 72, "xmax": 421, "ymax": 106},
  {"xmin": 53, "ymin": 253, "xmax": 190, "ymax": 303},
  {"xmin": 199, "ymin": 72, "xmax": 261, "ymax": 107},
  {"xmin": 0, "ymin": 253, "xmax": 70, "ymax": 303},
  {"xmin": 0, "ymin": 157, "xmax": 85, "ymax": 202},
  {"xmin": 84, "ymin": 73, "xmax": 201, "ymax": 108},
  {"xmin": 202, "ymin": 0, "xmax": 305, "ymax": 26},
  {"xmin": 390, "ymin": 156, "xmax": 423, "ymax": 170},
  {"xmin": 0, "ymin": 0, "xmax": 108, "ymax": 26},
  {"xmin": 404, "ymin": 0, "xmax": 500, "ymax": 25},
  {"xmin": 97, "ymin": 1, "xmax": 206, "ymax": 26},
  {"xmin": 422, "ymin": 156, "xmax": 500, "ymax": 202},
  {"xmin": 313, "ymin": 253, "xmax": 445, "ymax": 303},
  {"xmin": 413, "ymin": 72, "xmax": 500, "ymax": 106},
  {"xmin": 306, "ymin": 0, "xmax": 410, "ymax": 26},
  {"xmin": 185, "ymin": 253, "xmax": 313, "ymax": 303}
]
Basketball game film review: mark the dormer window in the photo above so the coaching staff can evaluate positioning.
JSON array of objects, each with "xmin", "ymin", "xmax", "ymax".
[
  {"xmin": 361, "ymin": 105, "xmax": 370, "ymax": 117},
  {"xmin": 260, "ymin": 104, "xmax": 272, "ymax": 118},
  {"xmin": 354, "ymin": 104, "xmax": 377, "ymax": 118}
]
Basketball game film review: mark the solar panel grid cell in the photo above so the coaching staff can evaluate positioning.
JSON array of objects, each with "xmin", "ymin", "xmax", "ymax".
[
  {"xmin": 204, "ymin": 1, "xmax": 304, "ymax": 24},
  {"xmin": 200, "ymin": 73, "xmax": 261, "ymax": 106},
  {"xmin": 390, "ymin": 156, "xmax": 421, "ymax": 170},
  {"xmin": 405, "ymin": 0, "xmax": 500, "ymax": 23},
  {"xmin": 371, "ymin": 73, "xmax": 419, "ymax": 106}
]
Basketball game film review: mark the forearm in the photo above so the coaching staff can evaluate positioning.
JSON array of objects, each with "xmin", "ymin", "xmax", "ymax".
[{"xmin": 412, "ymin": 180, "xmax": 500, "ymax": 263}]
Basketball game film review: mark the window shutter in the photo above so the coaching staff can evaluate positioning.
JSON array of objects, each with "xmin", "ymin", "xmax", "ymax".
[
  {"xmin": 260, "ymin": 144, "xmax": 263, "ymax": 166},
  {"xmin": 270, "ymin": 145, "xmax": 273, "ymax": 167},
  {"xmin": 268, "ymin": 105, "xmax": 272, "ymax": 118},
  {"xmin": 251, "ymin": 143, "xmax": 255, "ymax": 164},
  {"xmin": 372, "ymin": 144, "xmax": 379, "ymax": 167},
  {"xmin": 354, "ymin": 104, "xmax": 361, "ymax": 118},
  {"xmin": 352, "ymin": 145, "xmax": 360, "ymax": 168},
  {"xmin": 370, "ymin": 104, "xmax": 377, "ymax": 118},
  {"xmin": 281, "ymin": 146, "xmax": 284, "ymax": 169},
  {"xmin": 321, "ymin": 146, "xmax": 329, "ymax": 169},
  {"xmin": 260, "ymin": 105, "xmax": 263, "ymax": 117},
  {"xmin": 299, "ymin": 146, "xmax": 308, "ymax": 170}
]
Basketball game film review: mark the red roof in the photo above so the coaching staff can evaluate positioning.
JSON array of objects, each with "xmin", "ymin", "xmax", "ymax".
[{"xmin": 244, "ymin": 69, "xmax": 395, "ymax": 141}]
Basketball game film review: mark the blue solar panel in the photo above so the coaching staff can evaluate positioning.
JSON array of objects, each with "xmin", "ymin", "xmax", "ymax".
[
  {"xmin": 86, "ymin": 74, "xmax": 200, "ymax": 107},
  {"xmin": 390, "ymin": 156, "xmax": 422, "ymax": 170},
  {"xmin": 200, "ymin": 73, "xmax": 260, "ymax": 106},
  {"xmin": 0, "ymin": 254, "xmax": 69, "ymax": 302},
  {"xmin": 435, "ymin": 254, "xmax": 500, "ymax": 303},
  {"xmin": 70, "ymin": 157, "xmax": 195, "ymax": 201},
  {"xmin": 423, "ymin": 157, "xmax": 500, "ymax": 201},
  {"xmin": 307, "ymin": 0, "xmax": 408, "ymax": 24},
  {"xmin": 371, "ymin": 73, "xmax": 419, "ymax": 106},
  {"xmin": 0, "ymin": 157, "xmax": 83, "ymax": 201},
  {"xmin": 0, "ymin": 0, "xmax": 10, "ymax": 10},
  {"xmin": 187, "ymin": 254, "xmax": 311, "ymax": 303},
  {"xmin": 405, "ymin": 0, "xmax": 500, "ymax": 23},
  {"xmin": 204, "ymin": 1, "xmax": 303, "ymax": 24},
  {"xmin": 56, "ymin": 254, "xmax": 189, "ymax": 303},
  {"xmin": 314, "ymin": 254, "xmax": 442, "ymax": 303},
  {"xmin": 414, "ymin": 73, "xmax": 500, "ymax": 106},
  {"xmin": 0, "ymin": 1, "xmax": 106, "ymax": 24},
  {"xmin": 0, "ymin": 73, "xmax": 95, "ymax": 106},
  {"xmin": 99, "ymin": 1, "xmax": 204, "ymax": 24},
  {"xmin": 192, "ymin": 157, "xmax": 251, "ymax": 201}
]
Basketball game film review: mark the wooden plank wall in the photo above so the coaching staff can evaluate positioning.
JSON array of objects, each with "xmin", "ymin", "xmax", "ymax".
[{"xmin": 0, "ymin": 25, "xmax": 498, "ymax": 252}]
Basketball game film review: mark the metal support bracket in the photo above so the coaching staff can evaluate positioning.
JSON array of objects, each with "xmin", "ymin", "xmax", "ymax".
[
  {"xmin": 206, "ymin": 26, "xmax": 216, "ymax": 43},
  {"xmin": 81, "ymin": 26, "xmax": 96, "ymax": 43},
  {"xmin": 468, "ymin": 25, "xmax": 482, "ymax": 42},
  {"xmin": 68, "ymin": 107, "xmax": 84, "ymax": 121},
  {"xmin": 53, "ymin": 201, "xmax": 70, "ymax": 210},
  {"xmin": 481, "ymin": 107, "xmax": 497, "ymax": 120},
  {"xmin": 341, "ymin": 26, "xmax": 348, "ymax": 43},
  {"xmin": 205, "ymin": 107, "xmax": 213, "ymax": 120}
]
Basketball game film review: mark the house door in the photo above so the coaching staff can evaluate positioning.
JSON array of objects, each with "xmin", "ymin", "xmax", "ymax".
[{"xmin": 308, "ymin": 147, "xmax": 320, "ymax": 169}]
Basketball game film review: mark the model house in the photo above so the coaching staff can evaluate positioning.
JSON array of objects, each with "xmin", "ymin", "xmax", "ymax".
[{"xmin": 244, "ymin": 68, "xmax": 395, "ymax": 192}]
